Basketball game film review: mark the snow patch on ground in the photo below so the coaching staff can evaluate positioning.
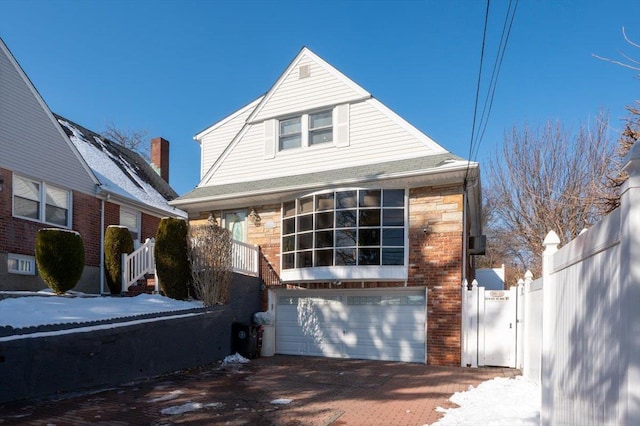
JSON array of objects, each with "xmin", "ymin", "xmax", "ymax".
[
  {"xmin": 0, "ymin": 293, "xmax": 203, "ymax": 328},
  {"xmin": 429, "ymin": 376, "xmax": 540, "ymax": 426},
  {"xmin": 222, "ymin": 353, "xmax": 250, "ymax": 365},
  {"xmin": 160, "ymin": 402, "xmax": 223, "ymax": 415},
  {"xmin": 270, "ymin": 398, "xmax": 293, "ymax": 405}
]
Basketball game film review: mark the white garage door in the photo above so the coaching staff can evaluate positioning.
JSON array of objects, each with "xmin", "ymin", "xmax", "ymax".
[{"xmin": 275, "ymin": 288, "xmax": 426, "ymax": 363}]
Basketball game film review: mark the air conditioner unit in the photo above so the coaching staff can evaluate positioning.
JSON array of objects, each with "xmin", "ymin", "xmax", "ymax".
[{"xmin": 468, "ymin": 235, "xmax": 487, "ymax": 255}]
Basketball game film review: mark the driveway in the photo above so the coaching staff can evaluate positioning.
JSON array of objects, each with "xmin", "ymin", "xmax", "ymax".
[{"xmin": 0, "ymin": 355, "xmax": 518, "ymax": 425}]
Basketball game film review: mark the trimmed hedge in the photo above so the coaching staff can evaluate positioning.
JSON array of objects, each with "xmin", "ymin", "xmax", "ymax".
[
  {"xmin": 155, "ymin": 217, "xmax": 190, "ymax": 300},
  {"xmin": 104, "ymin": 226, "xmax": 134, "ymax": 295},
  {"xmin": 35, "ymin": 228, "xmax": 85, "ymax": 294}
]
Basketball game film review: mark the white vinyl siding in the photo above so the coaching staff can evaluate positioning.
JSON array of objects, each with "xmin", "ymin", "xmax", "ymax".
[
  {"xmin": 199, "ymin": 98, "xmax": 260, "ymax": 179},
  {"xmin": 13, "ymin": 175, "xmax": 72, "ymax": 227},
  {"xmin": 252, "ymin": 55, "xmax": 367, "ymax": 122},
  {"xmin": 0, "ymin": 43, "xmax": 96, "ymax": 195},
  {"xmin": 203, "ymin": 99, "xmax": 445, "ymax": 187}
]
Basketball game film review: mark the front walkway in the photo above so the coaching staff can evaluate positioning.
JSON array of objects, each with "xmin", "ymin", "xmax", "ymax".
[{"xmin": 0, "ymin": 355, "xmax": 519, "ymax": 425}]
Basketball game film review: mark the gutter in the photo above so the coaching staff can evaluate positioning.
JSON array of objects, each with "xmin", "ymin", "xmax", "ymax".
[{"xmin": 170, "ymin": 161, "xmax": 478, "ymax": 208}]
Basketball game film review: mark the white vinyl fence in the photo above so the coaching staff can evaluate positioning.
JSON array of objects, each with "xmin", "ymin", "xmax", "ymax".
[{"xmin": 517, "ymin": 142, "xmax": 640, "ymax": 426}]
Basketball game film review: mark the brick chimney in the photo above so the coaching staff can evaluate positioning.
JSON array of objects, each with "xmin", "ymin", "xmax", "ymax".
[{"xmin": 150, "ymin": 137, "xmax": 169, "ymax": 183}]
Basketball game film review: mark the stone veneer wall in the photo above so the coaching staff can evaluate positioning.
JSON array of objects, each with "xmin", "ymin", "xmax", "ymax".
[{"xmin": 193, "ymin": 185, "xmax": 466, "ymax": 366}]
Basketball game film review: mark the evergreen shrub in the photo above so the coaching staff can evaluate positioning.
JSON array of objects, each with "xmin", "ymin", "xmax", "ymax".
[
  {"xmin": 104, "ymin": 226, "xmax": 134, "ymax": 295},
  {"xmin": 155, "ymin": 217, "xmax": 190, "ymax": 300},
  {"xmin": 35, "ymin": 228, "xmax": 85, "ymax": 294}
]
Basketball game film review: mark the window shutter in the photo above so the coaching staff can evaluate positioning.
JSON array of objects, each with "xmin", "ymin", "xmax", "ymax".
[
  {"xmin": 264, "ymin": 119, "xmax": 276, "ymax": 159},
  {"xmin": 335, "ymin": 104, "xmax": 350, "ymax": 147}
]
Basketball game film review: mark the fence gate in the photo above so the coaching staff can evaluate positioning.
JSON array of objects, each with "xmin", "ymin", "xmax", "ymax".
[
  {"xmin": 479, "ymin": 288, "xmax": 517, "ymax": 367},
  {"xmin": 463, "ymin": 283, "xmax": 519, "ymax": 368}
]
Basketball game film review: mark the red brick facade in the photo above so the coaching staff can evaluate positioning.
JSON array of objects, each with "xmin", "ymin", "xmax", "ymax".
[{"xmin": 1, "ymin": 168, "xmax": 166, "ymax": 293}]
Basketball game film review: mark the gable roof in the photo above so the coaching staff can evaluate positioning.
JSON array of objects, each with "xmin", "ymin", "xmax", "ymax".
[
  {"xmin": 0, "ymin": 38, "xmax": 99, "ymax": 195},
  {"xmin": 247, "ymin": 47, "xmax": 371, "ymax": 123},
  {"xmin": 55, "ymin": 114, "xmax": 186, "ymax": 218},
  {"xmin": 174, "ymin": 46, "xmax": 481, "ymax": 235}
]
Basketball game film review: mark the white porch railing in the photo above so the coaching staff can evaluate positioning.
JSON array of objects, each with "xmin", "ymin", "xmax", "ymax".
[
  {"xmin": 120, "ymin": 238, "xmax": 259, "ymax": 294},
  {"xmin": 122, "ymin": 238, "xmax": 158, "ymax": 293},
  {"xmin": 232, "ymin": 239, "xmax": 259, "ymax": 277}
]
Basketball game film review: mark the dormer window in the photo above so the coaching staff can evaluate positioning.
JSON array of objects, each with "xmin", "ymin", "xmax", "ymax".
[
  {"xmin": 309, "ymin": 110, "xmax": 333, "ymax": 145},
  {"xmin": 278, "ymin": 109, "xmax": 333, "ymax": 151},
  {"xmin": 279, "ymin": 117, "xmax": 302, "ymax": 150}
]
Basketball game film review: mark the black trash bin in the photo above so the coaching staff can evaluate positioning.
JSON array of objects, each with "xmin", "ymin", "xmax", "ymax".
[{"xmin": 231, "ymin": 322, "xmax": 262, "ymax": 359}]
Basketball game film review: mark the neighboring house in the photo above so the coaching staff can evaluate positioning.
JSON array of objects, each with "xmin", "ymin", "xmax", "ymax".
[
  {"xmin": 476, "ymin": 265, "xmax": 506, "ymax": 290},
  {"xmin": 0, "ymin": 38, "xmax": 185, "ymax": 294},
  {"xmin": 171, "ymin": 47, "xmax": 484, "ymax": 366}
]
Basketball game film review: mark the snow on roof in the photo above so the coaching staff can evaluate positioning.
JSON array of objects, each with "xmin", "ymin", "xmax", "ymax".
[{"xmin": 57, "ymin": 118, "xmax": 185, "ymax": 218}]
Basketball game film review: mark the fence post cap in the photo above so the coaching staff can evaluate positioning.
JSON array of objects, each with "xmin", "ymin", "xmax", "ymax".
[
  {"xmin": 471, "ymin": 279, "xmax": 479, "ymax": 288},
  {"xmin": 622, "ymin": 141, "xmax": 640, "ymax": 172},
  {"xmin": 543, "ymin": 230, "xmax": 560, "ymax": 246},
  {"xmin": 524, "ymin": 270, "xmax": 533, "ymax": 279}
]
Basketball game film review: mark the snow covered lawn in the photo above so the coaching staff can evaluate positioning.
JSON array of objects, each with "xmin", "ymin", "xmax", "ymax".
[
  {"xmin": 430, "ymin": 376, "xmax": 540, "ymax": 426},
  {"xmin": 0, "ymin": 292, "xmax": 203, "ymax": 329}
]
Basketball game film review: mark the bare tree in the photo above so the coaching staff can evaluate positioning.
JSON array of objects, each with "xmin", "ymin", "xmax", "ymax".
[
  {"xmin": 594, "ymin": 28, "xmax": 640, "ymax": 212},
  {"xmin": 187, "ymin": 216, "xmax": 233, "ymax": 306},
  {"xmin": 102, "ymin": 122, "xmax": 150, "ymax": 161},
  {"xmin": 484, "ymin": 113, "xmax": 616, "ymax": 277}
]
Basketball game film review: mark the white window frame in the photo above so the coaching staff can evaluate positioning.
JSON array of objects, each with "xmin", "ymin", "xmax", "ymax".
[
  {"xmin": 278, "ymin": 108, "xmax": 334, "ymax": 151},
  {"xmin": 12, "ymin": 175, "xmax": 72, "ymax": 228},
  {"xmin": 120, "ymin": 207, "xmax": 141, "ymax": 246},
  {"xmin": 8, "ymin": 253, "xmax": 36, "ymax": 276},
  {"xmin": 279, "ymin": 188, "xmax": 408, "ymax": 282}
]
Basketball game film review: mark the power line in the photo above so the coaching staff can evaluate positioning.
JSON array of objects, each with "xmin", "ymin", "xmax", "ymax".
[
  {"xmin": 465, "ymin": 0, "xmax": 519, "ymax": 183},
  {"xmin": 465, "ymin": 0, "xmax": 491, "ymax": 187},
  {"xmin": 473, "ymin": 0, "xmax": 519, "ymax": 162}
]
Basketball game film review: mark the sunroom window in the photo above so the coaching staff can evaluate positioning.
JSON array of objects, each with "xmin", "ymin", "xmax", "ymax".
[{"xmin": 281, "ymin": 189, "xmax": 405, "ymax": 270}]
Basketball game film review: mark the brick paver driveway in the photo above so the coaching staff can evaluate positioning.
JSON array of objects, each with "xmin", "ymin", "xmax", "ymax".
[{"xmin": 0, "ymin": 355, "xmax": 518, "ymax": 425}]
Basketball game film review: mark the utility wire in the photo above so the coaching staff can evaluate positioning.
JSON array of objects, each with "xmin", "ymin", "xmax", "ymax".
[
  {"xmin": 473, "ymin": 0, "xmax": 519, "ymax": 162},
  {"xmin": 465, "ymin": 0, "xmax": 519, "ymax": 183},
  {"xmin": 465, "ymin": 0, "xmax": 491, "ymax": 187}
]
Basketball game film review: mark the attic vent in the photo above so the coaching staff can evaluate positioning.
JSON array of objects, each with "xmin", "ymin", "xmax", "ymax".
[{"xmin": 299, "ymin": 64, "xmax": 310, "ymax": 79}]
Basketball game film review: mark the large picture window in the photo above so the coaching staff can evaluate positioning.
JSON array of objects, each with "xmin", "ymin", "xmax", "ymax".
[
  {"xmin": 281, "ymin": 189, "xmax": 405, "ymax": 270},
  {"xmin": 13, "ymin": 175, "xmax": 71, "ymax": 227}
]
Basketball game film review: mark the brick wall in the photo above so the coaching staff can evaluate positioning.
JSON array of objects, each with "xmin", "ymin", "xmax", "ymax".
[
  {"xmin": 1, "ymin": 168, "xmax": 167, "ymax": 292},
  {"xmin": 140, "ymin": 213, "xmax": 161, "ymax": 241},
  {"xmin": 408, "ymin": 186, "xmax": 464, "ymax": 366}
]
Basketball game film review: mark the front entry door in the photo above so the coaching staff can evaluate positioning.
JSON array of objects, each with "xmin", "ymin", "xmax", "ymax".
[{"xmin": 224, "ymin": 211, "xmax": 247, "ymax": 242}]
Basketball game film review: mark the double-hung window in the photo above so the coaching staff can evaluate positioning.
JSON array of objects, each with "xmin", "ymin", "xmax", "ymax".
[
  {"xmin": 13, "ymin": 175, "xmax": 71, "ymax": 227},
  {"xmin": 279, "ymin": 117, "xmax": 302, "ymax": 150},
  {"xmin": 120, "ymin": 207, "xmax": 141, "ymax": 245},
  {"xmin": 309, "ymin": 110, "xmax": 333, "ymax": 145},
  {"xmin": 278, "ymin": 109, "xmax": 333, "ymax": 151}
]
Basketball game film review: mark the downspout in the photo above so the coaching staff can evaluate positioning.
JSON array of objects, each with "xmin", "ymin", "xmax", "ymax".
[
  {"xmin": 462, "ymin": 185, "xmax": 468, "ymax": 287},
  {"xmin": 100, "ymin": 197, "xmax": 105, "ymax": 295}
]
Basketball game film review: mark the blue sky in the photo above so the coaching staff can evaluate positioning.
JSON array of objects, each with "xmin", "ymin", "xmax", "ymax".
[{"xmin": 1, "ymin": 0, "xmax": 638, "ymax": 196}]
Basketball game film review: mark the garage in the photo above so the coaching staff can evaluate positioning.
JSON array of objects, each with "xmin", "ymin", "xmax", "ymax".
[{"xmin": 275, "ymin": 288, "xmax": 426, "ymax": 363}]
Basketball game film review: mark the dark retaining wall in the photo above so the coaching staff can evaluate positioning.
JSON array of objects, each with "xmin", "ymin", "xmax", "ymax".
[{"xmin": 0, "ymin": 274, "xmax": 262, "ymax": 403}]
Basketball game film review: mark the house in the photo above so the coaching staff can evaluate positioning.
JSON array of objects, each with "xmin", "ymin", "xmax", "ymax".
[
  {"xmin": 475, "ymin": 264, "xmax": 506, "ymax": 290},
  {"xmin": 170, "ymin": 47, "xmax": 483, "ymax": 366},
  {"xmin": 0, "ymin": 38, "xmax": 185, "ymax": 294}
]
